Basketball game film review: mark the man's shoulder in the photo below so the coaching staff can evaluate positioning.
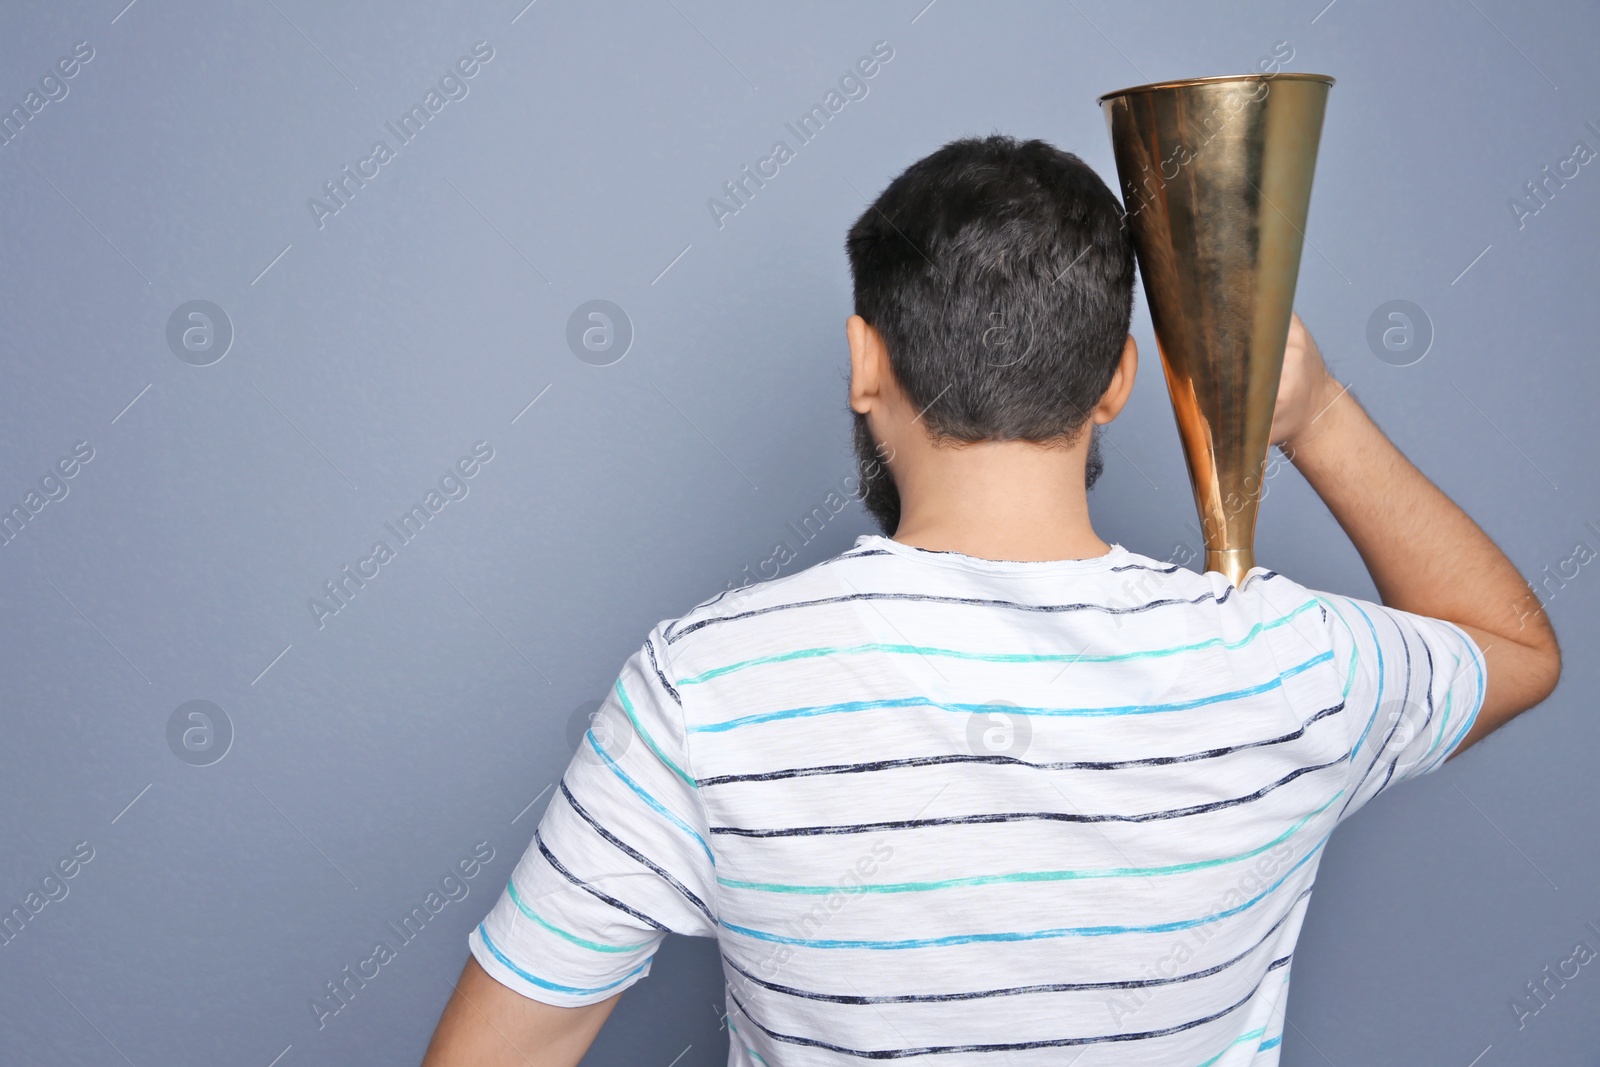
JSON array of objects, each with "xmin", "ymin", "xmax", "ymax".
[
  {"xmin": 652, "ymin": 538, "xmax": 878, "ymax": 655},
  {"xmin": 647, "ymin": 540, "xmax": 1330, "ymax": 673},
  {"xmin": 1106, "ymin": 550, "xmax": 1330, "ymax": 634},
  {"xmin": 657, "ymin": 542, "xmax": 1323, "ymax": 625},
  {"xmin": 1102, "ymin": 546, "xmax": 1300, "ymax": 593}
]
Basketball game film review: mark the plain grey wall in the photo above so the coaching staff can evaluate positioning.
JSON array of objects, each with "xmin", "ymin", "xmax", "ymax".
[{"xmin": 1, "ymin": 0, "xmax": 1595, "ymax": 1064}]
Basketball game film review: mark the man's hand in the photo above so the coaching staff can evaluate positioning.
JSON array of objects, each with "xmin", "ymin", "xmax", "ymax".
[
  {"xmin": 1269, "ymin": 312, "xmax": 1338, "ymax": 450},
  {"xmin": 1274, "ymin": 313, "xmax": 1561, "ymax": 755},
  {"xmin": 421, "ymin": 956, "xmax": 618, "ymax": 1067}
]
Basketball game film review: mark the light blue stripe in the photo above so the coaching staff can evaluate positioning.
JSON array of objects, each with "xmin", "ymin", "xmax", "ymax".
[
  {"xmin": 678, "ymin": 600, "xmax": 1322, "ymax": 686},
  {"xmin": 586, "ymin": 730, "xmax": 716, "ymax": 867},
  {"xmin": 1468, "ymin": 624, "xmax": 1487, "ymax": 710},
  {"xmin": 1195, "ymin": 1027, "xmax": 1267, "ymax": 1067},
  {"xmin": 689, "ymin": 651, "xmax": 1333, "ymax": 734},
  {"xmin": 1427, "ymin": 694, "xmax": 1478, "ymax": 772},
  {"xmin": 718, "ymin": 837, "xmax": 1328, "ymax": 949},
  {"xmin": 1314, "ymin": 595, "xmax": 1359, "ymax": 700},
  {"xmin": 1259, "ymin": 1035, "xmax": 1282, "ymax": 1051},
  {"xmin": 1443, "ymin": 626, "xmax": 1489, "ymax": 762},
  {"xmin": 1426, "ymin": 650, "xmax": 1461, "ymax": 755},
  {"xmin": 476, "ymin": 921, "xmax": 649, "ymax": 996},
  {"xmin": 1328, "ymin": 597, "xmax": 1385, "ymax": 758}
]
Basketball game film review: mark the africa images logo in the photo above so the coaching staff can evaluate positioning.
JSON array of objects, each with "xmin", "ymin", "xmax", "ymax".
[
  {"xmin": 706, "ymin": 40, "xmax": 894, "ymax": 230},
  {"xmin": 306, "ymin": 41, "xmax": 495, "ymax": 230}
]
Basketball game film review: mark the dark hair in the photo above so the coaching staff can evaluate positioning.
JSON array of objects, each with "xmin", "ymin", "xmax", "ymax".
[{"xmin": 845, "ymin": 134, "xmax": 1135, "ymax": 533}]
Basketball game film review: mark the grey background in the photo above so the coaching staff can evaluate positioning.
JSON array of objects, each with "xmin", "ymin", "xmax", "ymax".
[{"xmin": 0, "ymin": 0, "xmax": 1595, "ymax": 1064}]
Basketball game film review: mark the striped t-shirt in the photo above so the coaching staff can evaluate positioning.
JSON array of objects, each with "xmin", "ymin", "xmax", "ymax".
[{"xmin": 469, "ymin": 533, "xmax": 1485, "ymax": 1065}]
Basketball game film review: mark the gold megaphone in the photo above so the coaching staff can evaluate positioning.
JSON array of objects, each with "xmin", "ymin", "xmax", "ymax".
[{"xmin": 1098, "ymin": 73, "xmax": 1333, "ymax": 586}]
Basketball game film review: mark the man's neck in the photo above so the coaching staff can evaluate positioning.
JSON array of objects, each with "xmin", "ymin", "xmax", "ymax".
[{"xmin": 887, "ymin": 439, "xmax": 1110, "ymax": 563}]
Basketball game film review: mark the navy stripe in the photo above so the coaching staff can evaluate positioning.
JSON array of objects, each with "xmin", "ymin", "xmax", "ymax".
[
  {"xmin": 697, "ymin": 702, "xmax": 1346, "ymax": 787},
  {"xmin": 1110, "ymin": 561, "xmax": 1182, "ymax": 575},
  {"xmin": 667, "ymin": 571, "xmax": 1282, "ymax": 644},
  {"xmin": 1374, "ymin": 629, "xmax": 1435, "ymax": 797},
  {"xmin": 722, "ymin": 889, "xmax": 1311, "ymax": 1004},
  {"xmin": 726, "ymin": 955, "xmax": 1293, "ymax": 1058},
  {"xmin": 534, "ymin": 831, "xmax": 670, "ymax": 932},
  {"xmin": 666, "ymin": 547, "xmax": 894, "ymax": 641},
  {"xmin": 675, "ymin": 585, "xmax": 742, "ymax": 629},
  {"xmin": 559, "ymin": 783, "xmax": 715, "ymax": 924},
  {"xmin": 644, "ymin": 634, "xmax": 681, "ymax": 707},
  {"xmin": 709, "ymin": 754, "xmax": 1348, "ymax": 838}
]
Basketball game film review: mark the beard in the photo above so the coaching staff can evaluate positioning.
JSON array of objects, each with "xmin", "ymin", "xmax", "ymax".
[
  {"xmin": 850, "ymin": 412, "xmax": 1104, "ymax": 537},
  {"xmin": 1084, "ymin": 426, "xmax": 1105, "ymax": 493},
  {"xmin": 851, "ymin": 411, "xmax": 901, "ymax": 536}
]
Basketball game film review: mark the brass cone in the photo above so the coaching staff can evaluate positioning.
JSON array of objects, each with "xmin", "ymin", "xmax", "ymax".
[{"xmin": 1098, "ymin": 73, "xmax": 1333, "ymax": 586}]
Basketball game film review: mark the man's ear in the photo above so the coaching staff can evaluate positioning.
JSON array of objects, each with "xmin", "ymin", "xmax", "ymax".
[
  {"xmin": 847, "ymin": 315, "xmax": 885, "ymax": 415},
  {"xmin": 1091, "ymin": 334, "xmax": 1139, "ymax": 424}
]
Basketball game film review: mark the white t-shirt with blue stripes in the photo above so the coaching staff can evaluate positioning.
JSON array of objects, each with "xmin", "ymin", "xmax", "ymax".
[{"xmin": 469, "ymin": 533, "xmax": 1485, "ymax": 1065}]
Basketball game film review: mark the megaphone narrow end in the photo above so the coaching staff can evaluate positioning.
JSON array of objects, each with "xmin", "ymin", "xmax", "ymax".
[{"xmin": 1206, "ymin": 548, "xmax": 1256, "ymax": 589}]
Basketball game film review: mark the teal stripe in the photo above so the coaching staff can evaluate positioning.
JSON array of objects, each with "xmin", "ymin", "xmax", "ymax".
[
  {"xmin": 717, "ymin": 790, "xmax": 1343, "ymax": 895},
  {"xmin": 689, "ymin": 651, "xmax": 1333, "ymax": 734},
  {"xmin": 1259, "ymin": 1034, "xmax": 1283, "ymax": 1052},
  {"xmin": 475, "ymin": 921, "xmax": 650, "ymax": 996},
  {"xmin": 1195, "ymin": 1027, "xmax": 1268, "ymax": 1067},
  {"xmin": 614, "ymin": 678, "xmax": 697, "ymax": 789},
  {"xmin": 727, "ymin": 1020, "xmax": 769, "ymax": 1065},
  {"xmin": 679, "ymin": 600, "xmax": 1322, "ymax": 686},
  {"xmin": 1427, "ymin": 637, "xmax": 1480, "ymax": 759},
  {"xmin": 1423, "ymin": 636, "xmax": 1488, "ymax": 773},
  {"xmin": 1409, "ymin": 632, "xmax": 1455, "ymax": 761},
  {"xmin": 1347, "ymin": 598, "xmax": 1390, "ymax": 757},
  {"xmin": 719, "ymin": 837, "xmax": 1327, "ymax": 949},
  {"xmin": 507, "ymin": 877, "xmax": 649, "ymax": 953},
  {"xmin": 1427, "ymin": 685, "xmax": 1455, "ymax": 760},
  {"xmin": 586, "ymin": 730, "xmax": 716, "ymax": 867}
]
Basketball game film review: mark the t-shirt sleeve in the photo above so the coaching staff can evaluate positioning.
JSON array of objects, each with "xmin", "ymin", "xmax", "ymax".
[
  {"xmin": 468, "ymin": 624, "xmax": 718, "ymax": 1006},
  {"xmin": 1315, "ymin": 591, "xmax": 1488, "ymax": 824}
]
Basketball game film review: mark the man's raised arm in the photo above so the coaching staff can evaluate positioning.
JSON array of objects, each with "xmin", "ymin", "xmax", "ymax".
[{"xmin": 1271, "ymin": 313, "xmax": 1562, "ymax": 755}]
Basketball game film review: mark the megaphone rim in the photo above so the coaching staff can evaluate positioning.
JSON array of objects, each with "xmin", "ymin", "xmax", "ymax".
[{"xmin": 1096, "ymin": 71, "xmax": 1335, "ymax": 106}]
